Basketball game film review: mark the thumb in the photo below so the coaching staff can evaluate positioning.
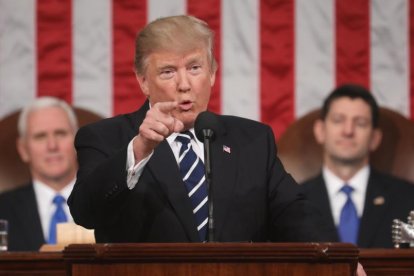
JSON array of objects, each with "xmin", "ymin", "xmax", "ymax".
[{"xmin": 173, "ymin": 118, "xmax": 184, "ymax": 133}]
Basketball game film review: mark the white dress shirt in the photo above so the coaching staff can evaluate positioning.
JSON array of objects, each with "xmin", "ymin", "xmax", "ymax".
[
  {"xmin": 33, "ymin": 179, "xmax": 75, "ymax": 241},
  {"xmin": 126, "ymin": 128, "xmax": 204, "ymax": 189},
  {"xmin": 323, "ymin": 165, "xmax": 369, "ymax": 226}
]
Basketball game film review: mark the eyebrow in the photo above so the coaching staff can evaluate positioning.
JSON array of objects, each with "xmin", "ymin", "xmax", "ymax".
[
  {"xmin": 155, "ymin": 54, "xmax": 204, "ymax": 71},
  {"xmin": 157, "ymin": 64, "xmax": 175, "ymax": 72}
]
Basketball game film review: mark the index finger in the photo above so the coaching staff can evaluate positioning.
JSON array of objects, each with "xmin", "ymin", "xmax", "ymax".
[{"xmin": 154, "ymin": 101, "xmax": 178, "ymax": 114}]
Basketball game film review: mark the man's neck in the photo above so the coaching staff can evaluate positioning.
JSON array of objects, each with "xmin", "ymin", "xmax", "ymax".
[
  {"xmin": 324, "ymin": 158, "xmax": 368, "ymax": 182},
  {"xmin": 33, "ymin": 173, "xmax": 76, "ymax": 192}
]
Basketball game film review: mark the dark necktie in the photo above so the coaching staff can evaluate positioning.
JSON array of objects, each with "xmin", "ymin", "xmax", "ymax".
[
  {"xmin": 338, "ymin": 185, "xmax": 360, "ymax": 244},
  {"xmin": 48, "ymin": 194, "xmax": 68, "ymax": 244},
  {"xmin": 176, "ymin": 131, "xmax": 208, "ymax": 241}
]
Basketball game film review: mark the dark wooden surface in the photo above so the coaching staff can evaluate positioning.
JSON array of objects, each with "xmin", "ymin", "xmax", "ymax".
[
  {"xmin": 359, "ymin": 248, "xmax": 414, "ymax": 276},
  {"xmin": 2, "ymin": 244, "xmax": 413, "ymax": 276},
  {"xmin": 63, "ymin": 243, "xmax": 358, "ymax": 276},
  {"xmin": 0, "ymin": 251, "xmax": 65, "ymax": 276}
]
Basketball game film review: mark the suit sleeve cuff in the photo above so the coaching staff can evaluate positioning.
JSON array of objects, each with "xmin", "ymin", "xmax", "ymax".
[{"xmin": 126, "ymin": 137, "xmax": 153, "ymax": 189}]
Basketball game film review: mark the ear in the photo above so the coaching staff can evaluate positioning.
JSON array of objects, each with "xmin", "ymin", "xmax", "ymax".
[
  {"xmin": 210, "ymin": 69, "xmax": 216, "ymax": 87},
  {"xmin": 16, "ymin": 138, "xmax": 30, "ymax": 163},
  {"xmin": 313, "ymin": 119, "xmax": 326, "ymax": 145},
  {"xmin": 136, "ymin": 74, "xmax": 149, "ymax": 98},
  {"xmin": 369, "ymin": 128, "xmax": 382, "ymax": 152}
]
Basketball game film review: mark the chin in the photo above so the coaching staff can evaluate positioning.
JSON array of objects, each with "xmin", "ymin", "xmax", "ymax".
[
  {"xmin": 179, "ymin": 113, "xmax": 197, "ymax": 126},
  {"xmin": 333, "ymin": 155, "xmax": 366, "ymax": 166}
]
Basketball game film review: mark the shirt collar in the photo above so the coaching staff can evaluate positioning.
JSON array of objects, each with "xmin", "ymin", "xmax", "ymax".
[
  {"xmin": 323, "ymin": 165, "xmax": 370, "ymax": 196},
  {"xmin": 33, "ymin": 178, "xmax": 75, "ymax": 202},
  {"xmin": 167, "ymin": 128, "xmax": 199, "ymax": 144}
]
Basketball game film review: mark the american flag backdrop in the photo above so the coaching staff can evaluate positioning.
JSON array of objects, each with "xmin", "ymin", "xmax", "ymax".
[{"xmin": 0, "ymin": 0, "xmax": 413, "ymax": 138}]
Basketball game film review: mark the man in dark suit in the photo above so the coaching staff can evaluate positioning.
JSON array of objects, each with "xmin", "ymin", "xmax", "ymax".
[
  {"xmin": 68, "ymin": 15, "xmax": 318, "ymax": 243},
  {"xmin": 0, "ymin": 97, "xmax": 78, "ymax": 251},
  {"xmin": 301, "ymin": 84, "xmax": 414, "ymax": 248}
]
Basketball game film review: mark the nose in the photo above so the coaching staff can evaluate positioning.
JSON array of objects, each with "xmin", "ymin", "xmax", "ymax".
[
  {"xmin": 176, "ymin": 70, "xmax": 190, "ymax": 93},
  {"xmin": 46, "ymin": 135, "xmax": 58, "ymax": 150},
  {"xmin": 342, "ymin": 120, "xmax": 355, "ymax": 136}
]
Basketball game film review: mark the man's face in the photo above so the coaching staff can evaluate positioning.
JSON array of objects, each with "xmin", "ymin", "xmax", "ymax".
[
  {"xmin": 137, "ymin": 48, "xmax": 216, "ymax": 129},
  {"xmin": 17, "ymin": 106, "xmax": 78, "ymax": 186},
  {"xmin": 314, "ymin": 97, "xmax": 381, "ymax": 166}
]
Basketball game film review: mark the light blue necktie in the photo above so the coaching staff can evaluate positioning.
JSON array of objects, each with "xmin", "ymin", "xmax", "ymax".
[
  {"xmin": 48, "ymin": 195, "xmax": 68, "ymax": 244},
  {"xmin": 176, "ymin": 131, "xmax": 208, "ymax": 241},
  {"xmin": 338, "ymin": 185, "xmax": 360, "ymax": 244}
]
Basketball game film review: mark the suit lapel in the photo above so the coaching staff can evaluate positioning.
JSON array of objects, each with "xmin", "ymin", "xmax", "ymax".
[
  {"xmin": 209, "ymin": 122, "xmax": 238, "ymax": 241},
  {"xmin": 15, "ymin": 185, "xmax": 45, "ymax": 248},
  {"xmin": 147, "ymin": 141, "xmax": 200, "ymax": 241},
  {"xmin": 141, "ymin": 110, "xmax": 238, "ymax": 241},
  {"xmin": 128, "ymin": 102, "xmax": 201, "ymax": 241},
  {"xmin": 309, "ymin": 176, "xmax": 339, "ymax": 241},
  {"xmin": 358, "ymin": 171, "xmax": 387, "ymax": 247}
]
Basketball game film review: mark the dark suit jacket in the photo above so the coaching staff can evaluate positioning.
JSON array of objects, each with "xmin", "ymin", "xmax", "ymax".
[
  {"xmin": 300, "ymin": 170, "xmax": 414, "ymax": 248},
  {"xmin": 68, "ymin": 102, "xmax": 319, "ymax": 243},
  {"xmin": 0, "ymin": 184, "xmax": 45, "ymax": 251}
]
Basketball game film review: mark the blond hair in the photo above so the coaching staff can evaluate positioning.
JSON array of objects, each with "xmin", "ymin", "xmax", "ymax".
[{"xmin": 134, "ymin": 15, "xmax": 217, "ymax": 75}]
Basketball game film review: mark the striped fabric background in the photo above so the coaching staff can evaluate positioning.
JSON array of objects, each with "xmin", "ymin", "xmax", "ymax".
[{"xmin": 0, "ymin": 0, "xmax": 413, "ymax": 138}]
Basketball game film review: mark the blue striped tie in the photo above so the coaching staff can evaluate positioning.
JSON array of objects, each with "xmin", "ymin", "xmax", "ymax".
[
  {"xmin": 48, "ymin": 194, "xmax": 68, "ymax": 244},
  {"xmin": 176, "ymin": 131, "xmax": 208, "ymax": 241},
  {"xmin": 338, "ymin": 185, "xmax": 360, "ymax": 244}
]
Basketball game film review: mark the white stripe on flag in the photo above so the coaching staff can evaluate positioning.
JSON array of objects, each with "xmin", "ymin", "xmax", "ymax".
[
  {"xmin": 0, "ymin": 1, "xmax": 413, "ymax": 124},
  {"xmin": 148, "ymin": 0, "xmax": 186, "ymax": 22},
  {"xmin": 0, "ymin": 0, "xmax": 36, "ymax": 118},
  {"xmin": 73, "ymin": 0, "xmax": 112, "ymax": 118},
  {"xmin": 295, "ymin": 0, "xmax": 335, "ymax": 117},
  {"xmin": 371, "ymin": 0, "xmax": 409, "ymax": 116},
  {"xmin": 222, "ymin": 0, "xmax": 260, "ymax": 121}
]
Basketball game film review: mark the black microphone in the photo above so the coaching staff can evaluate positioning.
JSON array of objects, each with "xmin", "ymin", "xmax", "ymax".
[{"xmin": 195, "ymin": 111, "xmax": 219, "ymax": 242}]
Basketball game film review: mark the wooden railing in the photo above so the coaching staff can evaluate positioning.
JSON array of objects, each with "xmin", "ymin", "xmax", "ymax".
[{"xmin": 1, "ymin": 243, "xmax": 413, "ymax": 276}]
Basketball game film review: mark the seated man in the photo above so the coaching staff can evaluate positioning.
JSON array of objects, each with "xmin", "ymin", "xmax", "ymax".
[
  {"xmin": 0, "ymin": 97, "xmax": 78, "ymax": 251},
  {"xmin": 300, "ymin": 84, "xmax": 414, "ymax": 248}
]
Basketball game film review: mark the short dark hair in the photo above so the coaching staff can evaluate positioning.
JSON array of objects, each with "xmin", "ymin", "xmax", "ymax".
[{"xmin": 321, "ymin": 84, "xmax": 379, "ymax": 128}]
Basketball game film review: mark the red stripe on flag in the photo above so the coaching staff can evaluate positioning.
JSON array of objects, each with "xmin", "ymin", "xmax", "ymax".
[
  {"xmin": 260, "ymin": 0, "xmax": 295, "ymax": 138},
  {"xmin": 36, "ymin": 0, "xmax": 72, "ymax": 103},
  {"xmin": 112, "ymin": 0, "xmax": 147, "ymax": 115},
  {"xmin": 410, "ymin": 0, "xmax": 414, "ymax": 120},
  {"xmin": 188, "ymin": 0, "xmax": 222, "ymax": 114},
  {"xmin": 335, "ymin": 0, "xmax": 370, "ymax": 88}
]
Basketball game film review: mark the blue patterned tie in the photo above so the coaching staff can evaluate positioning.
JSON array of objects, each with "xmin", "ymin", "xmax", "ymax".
[
  {"xmin": 176, "ymin": 131, "xmax": 208, "ymax": 241},
  {"xmin": 48, "ymin": 195, "xmax": 68, "ymax": 244},
  {"xmin": 338, "ymin": 185, "xmax": 360, "ymax": 244}
]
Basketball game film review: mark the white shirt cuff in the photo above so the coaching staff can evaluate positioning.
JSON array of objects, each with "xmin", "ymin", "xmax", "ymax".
[{"xmin": 126, "ymin": 137, "xmax": 153, "ymax": 189}]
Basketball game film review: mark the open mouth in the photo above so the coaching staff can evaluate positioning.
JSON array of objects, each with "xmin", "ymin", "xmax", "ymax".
[{"xmin": 178, "ymin": 100, "xmax": 193, "ymax": 111}]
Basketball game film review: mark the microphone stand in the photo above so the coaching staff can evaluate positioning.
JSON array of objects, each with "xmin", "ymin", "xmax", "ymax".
[{"xmin": 202, "ymin": 129, "xmax": 215, "ymax": 242}]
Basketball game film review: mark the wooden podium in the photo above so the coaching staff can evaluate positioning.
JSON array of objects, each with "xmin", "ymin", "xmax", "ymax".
[
  {"xmin": 63, "ymin": 243, "xmax": 358, "ymax": 276},
  {"xmin": 360, "ymin": 248, "xmax": 414, "ymax": 275},
  {"xmin": 3, "ymin": 244, "xmax": 414, "ymax": 275}
]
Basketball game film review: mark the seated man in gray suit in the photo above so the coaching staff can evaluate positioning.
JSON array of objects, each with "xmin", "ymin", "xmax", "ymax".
[
  {"xmin": 300, "ymin": 84, "xmax": 414, "ymax": 248},
  {"xmin": 0, "ymin": 97, "xmax": 78, "ymax": 251}
]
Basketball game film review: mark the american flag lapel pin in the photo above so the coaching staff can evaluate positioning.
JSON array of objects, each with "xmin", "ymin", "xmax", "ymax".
[
  {"xmin": 223, "ymin": 145, "xmax": 231, "ymax": 154},
  {"xmin": 373, "ymin": 196, "xmax": 385, "ymax": 206}
]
